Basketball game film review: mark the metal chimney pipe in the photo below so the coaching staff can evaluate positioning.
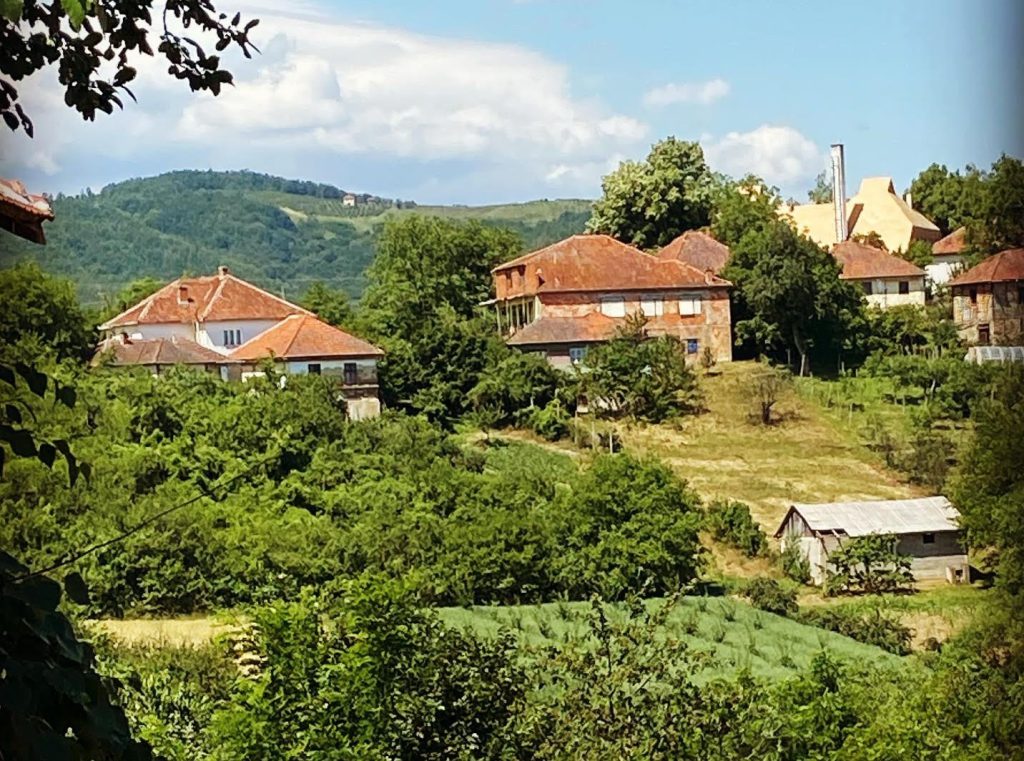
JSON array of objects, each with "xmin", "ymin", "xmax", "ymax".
[{"xmin": 830, "ymin": 144, "xmax": 848, "ymax": 243}]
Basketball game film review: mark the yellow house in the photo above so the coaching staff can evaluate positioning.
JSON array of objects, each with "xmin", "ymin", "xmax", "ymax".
[{"xmin": 779, "ymin": 177, "xmax": 941, "ymax": 254}]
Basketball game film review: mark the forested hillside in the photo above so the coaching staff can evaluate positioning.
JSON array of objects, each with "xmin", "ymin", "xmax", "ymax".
[{"xmin": 0, "ymin": 170, "xmax": 590, "ymax": 308}]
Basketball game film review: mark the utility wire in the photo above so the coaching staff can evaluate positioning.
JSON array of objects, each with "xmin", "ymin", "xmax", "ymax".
[{"xmin": 10, "ymin": 453, "xmax": 278, "ymax": 583}]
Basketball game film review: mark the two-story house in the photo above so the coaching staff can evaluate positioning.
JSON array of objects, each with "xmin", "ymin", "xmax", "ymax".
[
  {"xmin": 832, "ymin": 240, "xmax": 927, "ymax": 309},
  {"xmin": 97, "ymin": 267, "xmax": 384, "ymax": 417},
  {"xmin": 490, "ymin": 234, "xmax": 732, "ymax": 368},
  {"xmin": 949, "ymin": 247, "xmax": 1024, "ymax": 345},
  {"xmin": 657, "ymin": 230, "xmax": 731, "ymax": 275}
]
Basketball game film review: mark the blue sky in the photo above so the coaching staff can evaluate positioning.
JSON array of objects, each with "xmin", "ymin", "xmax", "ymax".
[{"xmin": 1, "ymin": 0, "xmax": 1021, "ymax": 204}]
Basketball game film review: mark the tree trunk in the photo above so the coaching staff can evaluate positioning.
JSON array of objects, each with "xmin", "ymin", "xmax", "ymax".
[{"xmin": 792, "ymin": 326, "xmax": 809, "ymax": 377}]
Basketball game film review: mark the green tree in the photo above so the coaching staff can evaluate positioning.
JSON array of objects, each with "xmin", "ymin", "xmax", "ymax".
[
  {"xmin": 100, "ymin": 277, "xmax": 165, "ymax": 323},
  {"xmin": 724, "ymin": 219, "xmax": 864, "ymax": 376},
  {"xmin": 581, "ymin": 314, "xmax": 701, "ymax": 422},
  {"xmin": 0, "ymin": 262, "xmax": 94, "ymax": 362},
  {"xmin": 908, "ymin": 163, "xmax": 966, "ymax": 235},
  {"xmin": 300, "ymin": 280, "xmax": 352, "ymax": 327},
  {"xmin": 807, "ymin": 168, "xmax": 832, "ymax": 203},
  {"xmin": 973, "ymin": 154, "xmax": 1024, "ymax": 251},
  {"xmin": 823, "ymin": 533, "xmax": 914, "ymax": 596},
  {"xmin": 1, "ymin": 0, "xmax": 259, "ymax": 135},
  {"xmin": 587, "ymin": 137, "xmax": 716, "ymax": 249}
]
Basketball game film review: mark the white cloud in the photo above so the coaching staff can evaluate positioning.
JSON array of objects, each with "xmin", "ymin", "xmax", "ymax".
[
  {"xmin": 702, "ymin": 124, "xmax": 823, "ymax": 187},
  {"xmin": 0, "ymin": 3, "xmax": 648, "ymax": 201},
  {"xmin": 643, "ymin": 78, "xmax": 730, "ymax": 107}
]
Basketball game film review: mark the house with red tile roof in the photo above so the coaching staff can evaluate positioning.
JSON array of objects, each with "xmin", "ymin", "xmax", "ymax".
[
  {"xmin": 657, "ymin": 230, "xmax": 731, "ymax": 275},
  {"xmin": 98, "ymin": 267, "xmax": 384, "ymax": 417},
  {"xmin": 929, "ymin": 226, "xmax": 968, "ymax": 285},
  {"xmin": 490, "ymin": 234, "xmax": 732, "ymax": 368},
  {"xmin": 948, "ymin": 248, "xmax": 1024, "ymax": 346},
  {"xmin": 832, "ymin": 240, "xmax": 926, "ymax": 308},
  {"xmin": 0, "ymin": 178, "xmax": 54, "ymax": 244}
]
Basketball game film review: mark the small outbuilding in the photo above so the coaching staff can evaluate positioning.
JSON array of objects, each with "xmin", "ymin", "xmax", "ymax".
[{"xmin": 773, "ymin": 496, "xmax": 968, "ymax": 586}]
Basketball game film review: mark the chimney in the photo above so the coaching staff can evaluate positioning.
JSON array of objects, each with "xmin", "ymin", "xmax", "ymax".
[
  {"xmin": 830, "ymin": 144, "xmax": 848, "ymax": 243},
  {"xmin": 904, "ymin": 191, "xmax": 912, "ymax": 209},
  {"xmin": 704, "ymin": 268, "xmax": 715, "ymax": 284},
  {"xmin": 218, "ymin": 265, "xmax": 229, "ymax": 277},
  {"xmin": 177, "ymin": 284, "xmax": 189, "ymax": 304}
]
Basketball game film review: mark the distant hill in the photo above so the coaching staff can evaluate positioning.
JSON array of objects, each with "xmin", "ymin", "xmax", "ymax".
[{"xmin": 0, "ymin": 170, "xmax": 591, "ymax": 308}]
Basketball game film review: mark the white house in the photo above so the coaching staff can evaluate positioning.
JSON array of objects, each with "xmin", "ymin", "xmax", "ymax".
[
  {"xmin": 97, "ymin": 267, "xmax": 384, "ymax": 417},
  {"xmin": 928, "ymin": 227, "xmax": 969, "ymax": 286},
  {"xmin": 832, "ymin": 240, "xmax": 927, "ymax": 308}
]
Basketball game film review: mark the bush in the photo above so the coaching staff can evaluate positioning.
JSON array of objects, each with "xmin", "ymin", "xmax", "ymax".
[
  {"xmin": 706, "ymin": 499, "xmax": 768, "ymax": 557},
  {"xmin": 823, "ymin": 534, "xmax": 914, "ymax": 596},
  {"xmin": 780, "ymin": 541, "xmax": 812, "ymax": 585},
  {"xmin": 523, "ymin": 399, "xmax": 570, "ymax": 441},
  {"xmin": 797, "ymin": 607, "xmax": 912, "ymax": 655},
  {"xmin": 744, "ymin": 576, "xmax": 798, "ymax": 616}
]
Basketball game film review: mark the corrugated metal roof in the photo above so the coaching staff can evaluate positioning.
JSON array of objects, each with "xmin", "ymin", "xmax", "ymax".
[{"xmin": 779, "ymin": 496, "xmax": 960, "ymax": 537}]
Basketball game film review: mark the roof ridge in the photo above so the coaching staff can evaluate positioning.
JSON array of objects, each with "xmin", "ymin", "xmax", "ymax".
[
  {"xmin": 281, "ymin": 314, "xmax": 306, "ymax": 356},
  {"xmin": 216, "ymin": 273, "xmax": 313, "ymax": 317}
]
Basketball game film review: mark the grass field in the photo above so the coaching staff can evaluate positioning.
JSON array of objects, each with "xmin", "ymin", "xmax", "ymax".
[
  {"xmin": 620, "ymin": 362, "xmax": 919, "ymax": 535},
  {"xmin": 438, "ymin": 595, "xmax": 905, "ymax": 681}
]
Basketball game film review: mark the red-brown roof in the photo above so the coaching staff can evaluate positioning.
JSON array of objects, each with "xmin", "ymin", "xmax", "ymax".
[
  {"xmin": 93, "ymin": 335, "xmax": 233, "ymax": 366},
  {"xmin": 832, "ymin": 240, "xmax": 926, "ymax": 280},
  {"xmin": 230, "ymin": 314, "xmax": 384, "ymax": 361},
  {"xmin": 933, "ymin": 227, "xmax": 967, "ymax": 256},
  {"xmin": 100, "ymin": 268, "xmax": 310, "ymax": 330},
  {"xmin": 657, "ymin": 230, "xmax": 731, "ymax": 274},
  {"xmin": 0, "ymin": 178, "xmax": 54, "ymax": 244},
  {"xmin": 493, "ymin": 235, "xmax": 730, "ymax": 299},
  {"xmin": 506, "ymin": 313, "xmax": 618, "ymax": 346},
  {"xmin": 948, "ymin": 248, "xmax": 1024, "ymax": 286}
]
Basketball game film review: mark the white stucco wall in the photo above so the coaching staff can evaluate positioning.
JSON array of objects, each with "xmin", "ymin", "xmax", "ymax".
[
  {"xmin": 855, "ymin": 276, "xmax": 926, "ymax": 309},
  {"xmin": 108, "ymin": 323, "xmax": 194, "ymax": 341},
  {"xmin": 284, "ymin": 358, "xmax": 378, "ymax": 378},
  {"xmin": 926, "ymin": 256, "xmax": 966, "ymax": 287},
  {"xmin": 197, "ymin": 319, "xmax": 282, "ymax": 353}
]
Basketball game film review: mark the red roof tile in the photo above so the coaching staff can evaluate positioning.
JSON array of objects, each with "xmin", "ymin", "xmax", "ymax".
[
  {"xmin": 100, "ymin": 268, "xmax": 310, "ymax": 330},
  {"xmin": 657, "ymin": 230, "xmax": 731, "ymax": 274},
  {"xmin": 230, "ymin": 314, "xmax": 384, "ymax": 361},
  {"xmin": 93, "ymin": 335, "xmax": 232, "ymax": 366},
  {"xmin": 832, "ymin": 240, "xmax": 926, "ymax": 280},
  {"xmin": 506, "ymin": 313, "xmax": 618, "ymax": 346},
  {"xmin": 948, "ymin": 248, "xmax": 1024, "ymax": 286},
  {"xmin": 0, "ymin": 178, "xmax": 54, "ymax": 244},
  {"xmin": 932, "ymin": 227, "xmax": 967, "ymax": 256},
  {"xmin": 493, "ymin": 235, "xmax": 730, "ymax": 298}
]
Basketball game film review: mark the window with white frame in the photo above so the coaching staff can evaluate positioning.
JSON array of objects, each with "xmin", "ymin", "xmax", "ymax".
[
  {"xmin": 569, "ymin": 346, "xmax": 588, "ymax": 364},
  {"xmin": 600, "ymin": 297, "xmax": 626, "ymax": 317},
  {"xmin": 679, "ymin": 295, "xmax": 702, "ymax": 316},
  {"xmin": 639, "ymin": 297, "xmax": 664, "ymax": 317}
]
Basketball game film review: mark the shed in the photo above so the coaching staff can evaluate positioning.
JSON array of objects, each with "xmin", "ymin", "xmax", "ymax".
[{"xmin": 774, "ymin": 496, "xmax": 968, "ymax": 585}]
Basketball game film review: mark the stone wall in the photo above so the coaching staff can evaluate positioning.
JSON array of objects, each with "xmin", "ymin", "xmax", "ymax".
[{"xmin": 953, "ymin": 281, "xmax": 1024, "ymax": 344}]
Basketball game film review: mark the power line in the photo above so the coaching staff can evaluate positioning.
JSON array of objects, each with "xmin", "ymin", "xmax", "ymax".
[{"xmin": 10, "ymin": 453, "xmax": 278, "ymax": 583}]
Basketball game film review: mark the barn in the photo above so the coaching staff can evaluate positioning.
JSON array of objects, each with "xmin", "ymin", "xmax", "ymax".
[{"xmin": 773, "ymin": 496, "xmax": 968, "ymax": 586}]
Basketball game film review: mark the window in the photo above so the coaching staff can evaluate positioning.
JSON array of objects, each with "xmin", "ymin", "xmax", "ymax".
[
  {"xmin": 569, "ymin": 346, "xmax": 588, "ymax": 364},
  {"xmin": 969, "ymin": 287, "xmax": 978, "ymax": 305},
  {"xmin": 686, "ymin": 338, "xmax": 699, "ymax": 355},
  {"xmin": 922, "ymin": 533, "xmax": 935, "ymax": 544},
  {"xmin": 679, "ymin": 295, "xmax": 702, "ymax": 316},
  {"xmin": 978, "ymin": 324, "xmax": 991, "ymax": 345},
  {"xmin": 639, "ymin": 297, "xmax": 664, "ymax": 317},
  {"xmin": 862, "ymin": 281, "xmax": 873, "ymax": 296},
  {"xmin": 1018, "ymin": 285, "xmax": 1024, "ymax": 305},
  {"xmin": 307, "ymin": 363, "xmax": 321, "ymax": 375},
  {"xmin": 600, "ymin": 297, "xmax": 626, "ymax": 317},
  {"xmin": 344, "ymin": 362, "xmax": 358, "ymax": 385},
  {"xmin": 222, "ymin": 329, "xmax": 243, "ymax": 347},
  {"xmin": 898, "ymin": 280, "xmax": 910, "ymax": 295}
]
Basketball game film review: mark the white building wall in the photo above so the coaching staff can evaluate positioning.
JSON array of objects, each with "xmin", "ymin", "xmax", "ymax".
[
  {"xmin": 858, "ymin": 277, "xmax": 926, "ymax": 309},
  {"xmin": 925, "ymin": 255, "xmax": 967, "ymax": 287},
  {"xmin": 109, "ymin": 323, "xmax": 194, "ymax": 341},
  {"xmin": 284, "ymin": 358, "xmax": 378, "ymax": 377},
  {"xmin": 197, "ymin": 319, "xmax": 282, "ymax": 353}
]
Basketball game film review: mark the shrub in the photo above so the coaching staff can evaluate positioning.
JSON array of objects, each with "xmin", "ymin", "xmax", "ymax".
[
  {"xmin": 524, "ymin": 399, "xmax": 571, "ymax": 441},
  {"xmin": 706, "ymin": 499, "xmax": 768, "ymax": 557},
  {"xmin": 797, "ymin": 607, "xmax": 912, "ymax": 655},
  {"xmin": 823, "ymin": 534, "xmax": 914, "ymax": 596},
  {"xmin": 747, "ymin": 365, "xmax": 791, "ymax": 425},
  {"xmin": 780, "ymin": 541, "xmax": 812, "ymax": 585},
  {"xmin": 744, "ymin": 576, "xmax": 798, "ymax": 617}
]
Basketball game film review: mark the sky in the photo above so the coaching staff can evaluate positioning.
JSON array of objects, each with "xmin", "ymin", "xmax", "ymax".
[{"xmin": 1, "ymin": 0, "xmax": 1022, "ymax": 205}]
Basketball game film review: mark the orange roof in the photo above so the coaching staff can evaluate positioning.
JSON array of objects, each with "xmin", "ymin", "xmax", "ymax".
[
  {"xmin": 0, "ymin": 178, "xmax": 54, "ymax": 244},
  {"xmin": 832, "ymin": 240, "xmax": 926, "ymax": 280},
  {"xmin": 949, "ymin": 248, "xmax": 1024, "ymax": 286},
  {"xmin": 493, "ymin": 235, "xmax": 730, "ymax": 298},
  {"xmin": 932, "ymin": 227, "xmax": 967, "ymax": 256},
  {"xmin": 100, "ymin": 268, "xmax": 309, "ymax": 329},
  {"xmin": 657, "ymin": 230, "xmax": 731, "ymax": 274},
  {"xmin": 93, "ymin": 335, "xmax": 233, "ymax": 366},
  {"xmin": 230, "ymin": 314, "xmax": 384, "ymax": 361},
  {"xmin": 507, "ymin": 313, "xmax": 618, "ymax": 346}
]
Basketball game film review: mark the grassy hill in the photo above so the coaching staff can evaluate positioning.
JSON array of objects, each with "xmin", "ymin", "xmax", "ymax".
[{"xmin": 0, "ymin": 170, "xmax": 591, "ymax": 308}]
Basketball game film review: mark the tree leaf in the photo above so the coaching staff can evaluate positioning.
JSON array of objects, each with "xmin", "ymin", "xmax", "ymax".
[
  {"xmin": 14, "ymin": 363, "xmax": 47, "ymax": 397},
  {"xmin": 0, "ymin": 364, "xmax": 15, "ymax": 387},
  {"xmin": 0, "ymin": 0, "xmax": 22, "ymax": 23},
  {"xmin": 0, "ymin": 424, "xmax": 37, "ymax": 458},
  {"xmin": 64, "ymin": 572, "xmax": 91, "ymax": 605},
  {"xmin": 37, "ymin": 442, "xmax": 56, "ymax": 468},
  {"xmin": 56, "ymin": 385, "xmax": 76, "ymax": 408},
  {"xmin": 4, "ymin": 404, "xmax": 22, "ymax": 424},
  {"xmin": 60, "ymin": 0, "xmax": 86, "ymax": 29}
]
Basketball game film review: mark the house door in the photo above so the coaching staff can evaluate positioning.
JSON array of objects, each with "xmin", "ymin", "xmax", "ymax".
[{"xmin": 978, "ymin": 324, "xmax": 991, "ymax": 345}]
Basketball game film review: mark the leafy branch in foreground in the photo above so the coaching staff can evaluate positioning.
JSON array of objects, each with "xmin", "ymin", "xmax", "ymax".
[{"xmin": 1, "ymin": 0, "xmax": 260, "ymax": 135}]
